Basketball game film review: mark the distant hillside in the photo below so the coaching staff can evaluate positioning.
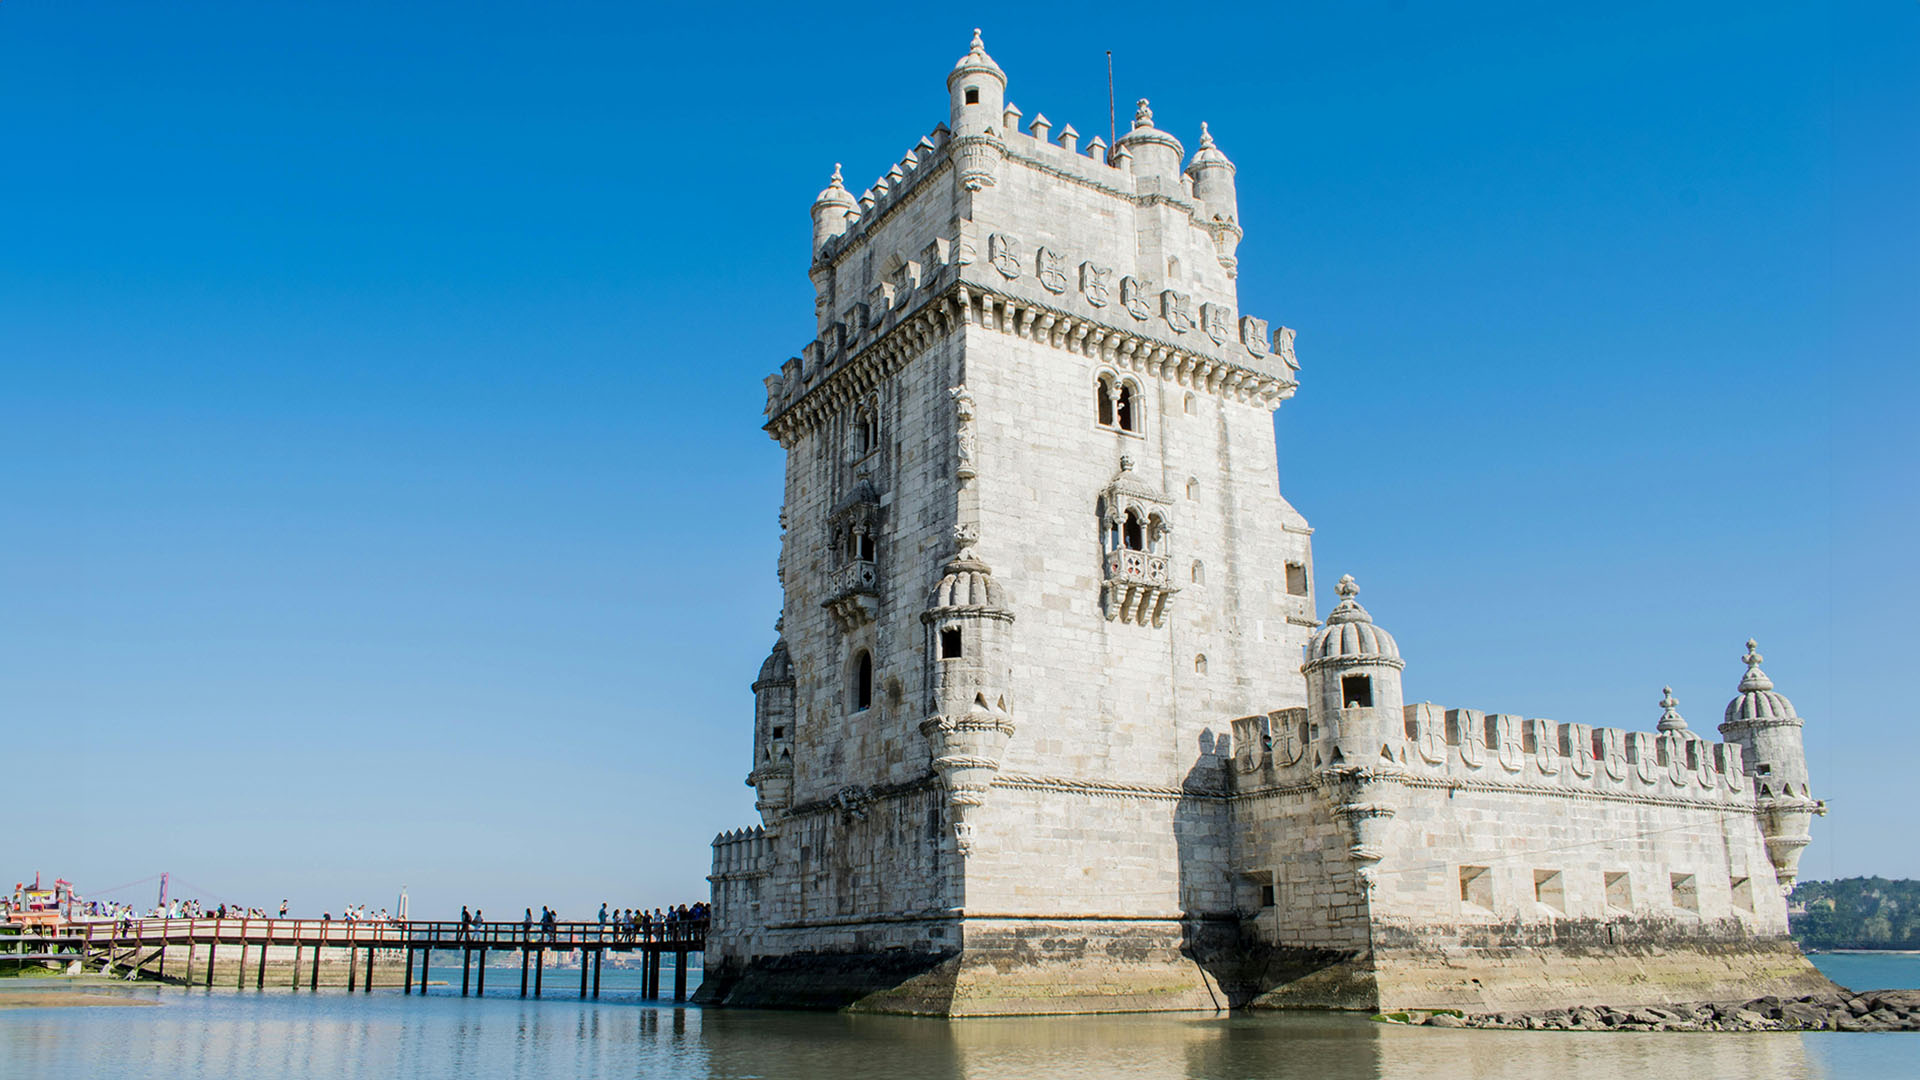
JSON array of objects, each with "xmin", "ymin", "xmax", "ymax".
[{"xmin": 1791, "ymin": 878, "xmax": 1920, "ymax": 950}]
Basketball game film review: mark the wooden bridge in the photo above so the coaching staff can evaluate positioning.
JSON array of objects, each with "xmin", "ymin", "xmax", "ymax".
[{"xmin": 3, "ymin": 917, "xmax": 706, "ymax": 1000}]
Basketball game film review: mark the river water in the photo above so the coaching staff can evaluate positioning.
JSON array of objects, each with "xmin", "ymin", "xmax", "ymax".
[{"xmin": 2, "ymin": 955, "xmax": 1913, "ymax": 1079}]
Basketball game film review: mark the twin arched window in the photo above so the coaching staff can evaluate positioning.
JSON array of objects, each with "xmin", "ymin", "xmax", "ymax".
[
  {"xmin": 1103, "ymin": 503, "xmax": 1167, "ymax": 554},
  {"xmin": 1096, "ymin": 374, "xmax": 1143, "ymax": 434}
]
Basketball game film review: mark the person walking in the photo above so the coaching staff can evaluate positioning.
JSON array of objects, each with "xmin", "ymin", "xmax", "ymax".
[
  {"xmin": 523, "ymin": 907, "xmax": 533, "ymax": 940},
  {"xmin": 459, "ymin": 905, "xmax": 472, "ymax": 942},
  {"xmin": 598, "ymin": 902, "xmax": 608, "ymax": 938},
  {"xmin": 279, "ymin": 899, "xmax": 289, "ymax": 918}
]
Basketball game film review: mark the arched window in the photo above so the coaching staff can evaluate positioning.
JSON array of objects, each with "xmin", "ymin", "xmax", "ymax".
[
  {"xmin": 1191, "ymin": 560, "xmax": 1205, "ymax": 584},
  {"xmin": 1122, "ymin": 510, "xmax": 1144, "ymax": 552},
  {"xmin": 1115, "ymin": 383, "xmax": 1135, "ymax": 432},
  {"xmin": 853, "ymin": 651, "xmax": 873, "ymax": 711},
  {"xmin": 1096, "ymin": 378, "xmax": 1115, "ymax": 426},
  {"xmin": 853, "ymin": 409, "xmax": 878, "ymax": 457},
  {"xmin": 1183, "ymin": 392, "xmax": 1196, "ymax": 415},
  {"xmin": 1194, "ymin": 654, "xmax": 1208, "ymax": 674},
  {"xmin": 1185, "ymin": 477, "xmax": 1198, "ymax": 501},
  {"xmin": 854, "ymin": 528, "xmax": 875, "ymax": 562},
  {"xmin": 1146, "ymin": 512, "xmax": 1167, "ymax": 553}
]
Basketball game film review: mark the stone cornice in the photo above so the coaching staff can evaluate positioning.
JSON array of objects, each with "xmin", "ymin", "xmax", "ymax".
[
  {"xmin": 993, "ymin": 771, "xmax": 1226, "ymax": 802},
  {"xmin": 765, "ymin": 280, "xmax": 1300, "ymax": 446}
]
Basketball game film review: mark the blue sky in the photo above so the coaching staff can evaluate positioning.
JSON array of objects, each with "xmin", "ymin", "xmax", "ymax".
[{"xmin": 2, "ymin": 2, "xmax": 1913, "ymax": 917}]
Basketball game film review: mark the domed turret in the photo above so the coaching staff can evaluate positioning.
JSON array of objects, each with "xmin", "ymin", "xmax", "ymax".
[
  {"xmin": 920, "ymin": 540, "xmax": 1016, "ymax": 855},
  {"xmin": 1719, "ymin": 639, "xmax": 1820, "ymax": 893},
  {"xmin": 811, "ymin": 164, "xmax": 857, "ymax": 255},
  {"xmin": 1113, "ymin": 98, "xmax": 1185, "ymax": 196},
  {"xmin": 948, "ymin": 30, "xmax": 1007, "ymax": 191},
  {"xmin": 748, "ymin": 637, "xmax": 796, "ymax": 829},
  {"xmin": 1657, "ymin": 685, "xmax": 1689, "ymax": 733},
  {"xmin": 1184, "ymin": 123, "xmax": 1242, "ymax": 276},
  {"xmin": 1302, "ymin": 576, "xmax": 1406, "ymax": 766}
]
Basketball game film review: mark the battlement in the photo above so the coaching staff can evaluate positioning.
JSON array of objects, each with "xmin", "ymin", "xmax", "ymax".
[
  {"xmin": 1230, "ymin": 704, "xmax": 1754, "ymax": 806},
  {"xmin": 709, "ymin": 826, "xmax": 769, "ymax": 880}
]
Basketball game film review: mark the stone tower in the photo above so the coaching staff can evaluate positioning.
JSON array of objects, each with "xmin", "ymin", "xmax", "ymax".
[
  {"xmin": 702, "ymin": 31, "xmax": 1312, "ymax": 1014},
  {"xmin": 703, "ymin": 31, "xmax": 1829, "ymax": 1017}
]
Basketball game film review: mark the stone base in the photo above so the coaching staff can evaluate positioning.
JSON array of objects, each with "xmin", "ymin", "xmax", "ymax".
[
  {"xmin": 701, "ymin": 916, "xmax": 1253, "ymax": 1016},
  {"xmin": 1252, "ymin": 938, "xmax": 1837, "ymax": 1013}
]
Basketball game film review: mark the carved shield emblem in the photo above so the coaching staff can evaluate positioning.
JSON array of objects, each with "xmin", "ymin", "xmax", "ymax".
[
  {"xmin": 1599, "ymin": 727, "xmax": 1628, "ymax": 781},
  {"xmin": 1274, "ymin": 325, "xmax": 1298, "ymax": 370},
  {"xmin": 1162, "ymin": 290, "xmax": 1195, "ymax": 333},
  {"xmin": 1270, "ymin": 708, "xmax": 1307, "ymax": 766},
  {"xmin": 1036, "ymin": 248, "xmax": 1067, "ymax": 294},
  {"xmin": 1449, "ymin": 709, "xmax": 1484, "ymax": 767},
  {"xmin": 1120, "ymin": 276, "xmax": 1151, "ymax": 320},
  {"xmin": 1494, "ymin": 714, "xmax": 1525, "ymax": 772},
  {"xmin": 1565, "ymin": 722, "xmax": 1595, "ymax": 777},
  {"xmin": 1201, "ymin": 302, "xmax": 1232, "ymax": 345},
  {"xmin": 1241, "ymin": 316, "xmax": 1269, "ymax": 356},
  {"xmin": 989, "ymin": 233, "xmax": 1021, "ymax": 279},
  {"xmin": 1530, "ymin": 718, "xmax": 1558, "ymax": 774},
  {"xmin": 1081, "ymin": 262, "xmax": 1112, "ymax": 307},
  {"xmin": 1411, "ymin": 704, "xmax": 1447, "ymax": 765},
  {"xmin": 1630, "ymin": 731, "xmax": 1657, "ymax": 783}
]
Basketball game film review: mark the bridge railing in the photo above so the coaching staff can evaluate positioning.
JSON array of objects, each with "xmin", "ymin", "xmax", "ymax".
[{"xmin": 41, "ymin": 917, "xmax": 707, "ymax": 949}]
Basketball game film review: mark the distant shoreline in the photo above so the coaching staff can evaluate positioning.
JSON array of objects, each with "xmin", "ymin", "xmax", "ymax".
[{"xmin": 1807, "ymin": 948, "xmax": 1920, "ymax": 956}]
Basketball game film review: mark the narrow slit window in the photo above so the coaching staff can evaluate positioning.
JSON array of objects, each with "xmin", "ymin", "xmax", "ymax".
[
  {"xmin": 853, "ymin": 651, "xmax": 873, "ymax": 712},
  {"xmin": 1116, "ymin": 383, "xmax": 1135, "ymax": 432}
]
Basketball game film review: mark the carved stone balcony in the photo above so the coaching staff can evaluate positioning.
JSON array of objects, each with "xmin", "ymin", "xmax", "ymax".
[
  {"xmin": 824, "ymin": 559, "xmax": 880, "ymax": 631},
  {"xmin": 1103, "ymin": 550, "xmax": 1176, "ymax": 627}
]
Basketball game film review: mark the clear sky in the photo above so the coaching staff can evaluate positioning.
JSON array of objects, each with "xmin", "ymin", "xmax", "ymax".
[{"xmin": 3, "ymin": 2, "xmax": 1913, "ymax": 918}]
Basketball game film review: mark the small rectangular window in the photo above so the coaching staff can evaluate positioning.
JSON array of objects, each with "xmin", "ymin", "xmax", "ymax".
[
  {"xmin": 1671, "ymin": 873, "xmax": 1699, "ymax": 913},
  {"xmin": 1730, "ymin": 876, "xmax": 1754, "ymax": 913},
  {"xmin": 1605, "ymin": 871, "xmax": 1632, "ymax": 911},
  {"xmin": 1460, "ymin": 866, "xmax": 1492, "ymax": 910},
  {"xmin": 771, "ymin": 726, "xmax": 785, "ymax": 739},
  {"xmin": 1260, "ymin": 884, "xmax": 1276, "ymax": 908},
  {"xmin": 964, "ymin": 86, "xmax": 979, "ymax": 104},
  {"xmin": 1340, "ymin": 675, "xmax": 1373, "ymax": 709},
  {"xmin": 939, "ymin": 627, "xmax": 962, "ymax": 659},
  {"xmin": 1285, "ymin": 563, "xmax": 1308, "ymax": 596},
  {"xmin": 1534, "ymin": 869, "xmax": 1564, "ymax": 913}
]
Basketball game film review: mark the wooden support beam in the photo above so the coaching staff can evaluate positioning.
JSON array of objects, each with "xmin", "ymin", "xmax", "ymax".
[
  {"xmin": 310, "ymin": 944, "xmax": 320, "ymax": 991},
  {"xmin": 520, "ymin": 948, "xmax": 529, "ymax": 997},
  {"xmin": 186, "ymin": 941, "xmax": 196, "ymax": 985},
  {"xmin": 476, "ymin": 947, "xmax": 486, "ymax": 996},
  {"xmin": 257, "ymin": 943, "xmax": 267, "ymax": 989},
  {"xmin": 365, "ymin": 946, "xmax": 375, "ymax": 993},
  {"xmin": 534, "ymin": 949, "xmax": 543, "ymax": 997},
  {"xmin": 461, "ymin": 947, "xmax": 470, "ymax": 996},
  {"xmin": 404, "ymin": 947, "xmax": 413, "ymax": 995},
  {"xmin": 591, "ymin": 949, "xmax": 602, "ymax": 999},
  {"xmin": 673, "ymin": 949, "xmax": 687, "ymax": 1001},
  {"xmin": 292, "ymin": 937, "xmax": 302, "ymax": 989},
  {"xmin": 206, "ymin": 943, "xmax": 217, "ymax": 988},
  {"xmin": 418, "ymin": 947, "xmax": 429, "ymax": 995},
  {"xmin": 578, "ymin": 948, "xmax": 589, "ymax": 999},
  {"xmin": 237, "ymin": 938, "xmax": 247, "ymax": 989}
]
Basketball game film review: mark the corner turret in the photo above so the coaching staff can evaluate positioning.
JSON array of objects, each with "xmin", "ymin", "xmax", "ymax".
[
  {"xmin": 747, "ymin": 637, "xmax": 795, "ymax": 830},
  {"xmin": 810, "ymin": 164, "xmax": 857, "ymax": 255},
  {"xmin": 1113, "ymin": 98, "xmax": 1185, "ymax": 197},
  {"xmin": 1720, "ymin": 639, "xmax": 1822, "ymax": 892},
  {"xmin": 947, "ymin": 30, "xmax": 1007, "ymax": 191},
  {"xmin": 919, "ymin": 538, "xmax": 1016, "ymax": 855},
  {"xmin": 1185, "ymin": 122, "xmax": 1242, "ymax": 277},
  {"xmin": 1303, "ymin": 575, "xmax": 1407, "ymax": 767}
]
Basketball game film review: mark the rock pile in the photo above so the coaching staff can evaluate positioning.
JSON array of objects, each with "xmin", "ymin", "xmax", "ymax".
[{"xmin": 1377, "ymin": 990, "xmax": 1920, "ymax": 1032}]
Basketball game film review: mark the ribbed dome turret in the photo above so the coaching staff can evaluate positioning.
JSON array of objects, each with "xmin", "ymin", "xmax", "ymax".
[
  {"xmin": 1185, "ymin": 122, "xmax": 1233, "ymax": 172},
  {"xmin": 756, "ymin": 639, "xmax": 793, "ymax": 686},
  {"xmin": 1305, "ymin": 575, "xmax": 1402, "ymax": 667},
  {"xmin": 929, "ymin": 549, "xmax": 1009, "ymax": 610},
  {"xmin": 813, "ymin": 164, "xmax": 856, "ymax": 212},
  {"xmin": 1725, "ymin": 639, "xmax": 1798, "ymax": 724}
]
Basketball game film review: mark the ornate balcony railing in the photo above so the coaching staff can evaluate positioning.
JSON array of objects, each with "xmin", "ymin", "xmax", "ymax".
[
  {"xmin": 1103, "ymin": 550, "xmax": 1176, "ymax": 626},
  {"xmin": 824, "ymin": 559, "xmax": 880, "ymax": 630}
]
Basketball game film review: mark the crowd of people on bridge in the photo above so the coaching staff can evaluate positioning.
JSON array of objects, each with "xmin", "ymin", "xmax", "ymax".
[{"xmin": 444, "ymin": 902, "xmax": 708, "ymax": 942}]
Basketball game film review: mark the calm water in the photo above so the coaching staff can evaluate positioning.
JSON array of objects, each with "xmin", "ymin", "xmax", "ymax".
[{"xmin": 2, "ymin": 955, "xmax": 1914, "ymax": 1079}]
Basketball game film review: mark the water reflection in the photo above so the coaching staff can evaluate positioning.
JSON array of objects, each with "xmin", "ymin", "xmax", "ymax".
[{"xmin": 0, "ymin": 987, "xmax": 1877, "ymax": 1080}]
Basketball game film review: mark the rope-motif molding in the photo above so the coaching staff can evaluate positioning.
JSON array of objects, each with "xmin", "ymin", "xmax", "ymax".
[
  {"xmin": 992, "ymin": 772, "xmax": 1227, "ymax": 802},
  {"xmin": 1394, "ymin": 773, "xmax": 1759, "ymax": 813}
]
